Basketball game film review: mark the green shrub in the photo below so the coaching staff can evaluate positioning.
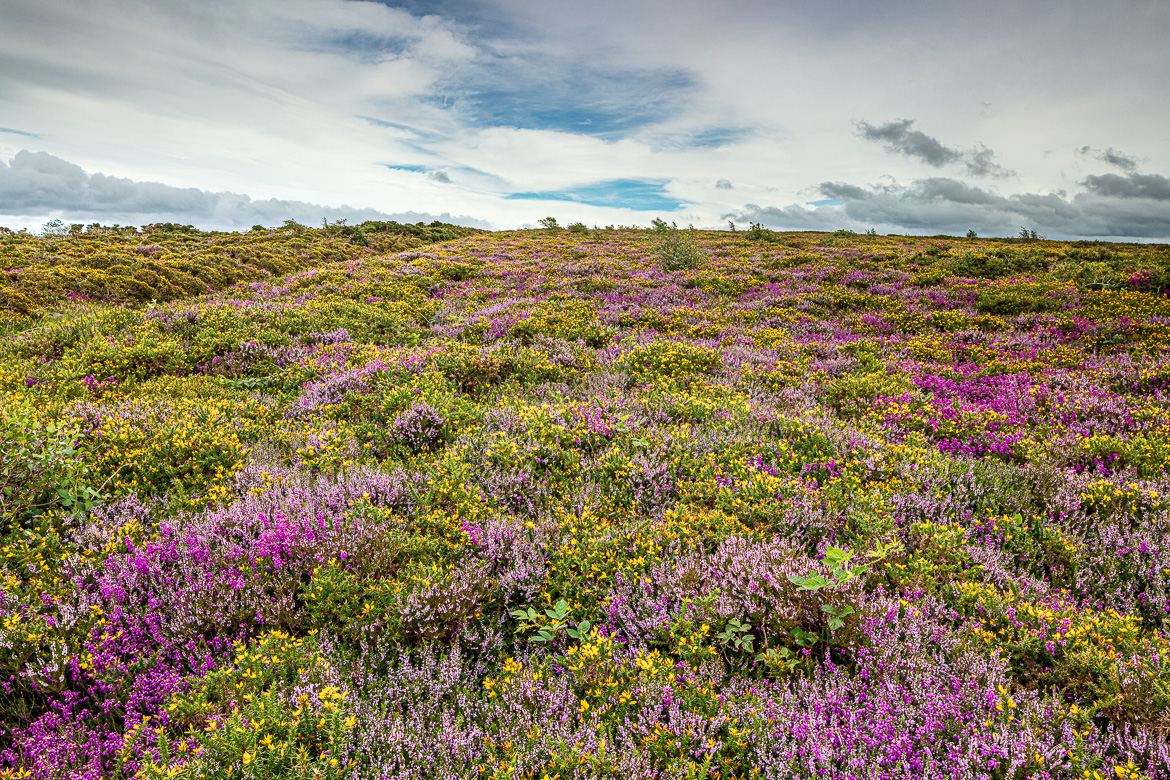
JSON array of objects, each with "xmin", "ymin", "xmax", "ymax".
[
  {"xmin": 0, "ymin": 408, "xmax": 104, "ymax": 528},
  {"xmin": 824, "ymin": 370, "xmax": 913, "ymax": 419},
  {"xmin": 653, "ymin": 223, "xmax": 704, "ymax": 271}
]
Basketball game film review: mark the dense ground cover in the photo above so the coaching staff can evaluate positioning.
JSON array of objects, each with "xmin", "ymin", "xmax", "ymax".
[{"xmin": 2, "ymin": 223, "xmax": 1170, "ymax": 779}]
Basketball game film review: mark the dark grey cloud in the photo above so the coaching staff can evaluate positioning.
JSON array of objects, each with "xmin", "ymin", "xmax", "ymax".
[
  {"xmin": 727, "ymin": 173, "xmax": 1170, "ymax": 239},
  {"xmin": 427, "ymin": 170, "xmax": 453, "ymax": 183},
  {"xmin": 715, "ymin": 179, "xmax": 733, "ymax": 190},
  {"xmin": 0, "ymin": 150, "xmax": 491, "ymax": 229},
  {"xmin": 856, "ymin": 119, "xmax": 1014, "ymax": 178},
  {"xmin": 965, "ymin": 144, "xmax": 1013, "ymax": 178},
  {"xmin": 856, "ymin": 119, "xmax": 961, "ymax": 167},
  {"xmin": 1076, "ymin": 145, "xmax": 1139, "ymax": 173},
  {"xmin": 817, "ymin": 181, "xmax": 871, "ymax": 201},
  {"xmin": 1081, "ymin": 172, "xmax": 1170, "ymax": 200}
]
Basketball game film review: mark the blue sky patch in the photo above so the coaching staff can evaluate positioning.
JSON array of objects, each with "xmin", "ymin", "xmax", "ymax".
[
  {"xmin": 360, "ymin": 117, "xmax": 447, "ymax": 141},
  {"xmin": 362, "ymin": 0, "xmax": 502, "ymax": 29},
  {"xmin": 806, "ymin": 199, "xmax": 843, "ymax": 207},
  {"xmin": 0, "ymin": 127, "xmax": 40, "ymax": 138},
  {"xmin": 430, "ymin": 59, "xmax": 695, "ymax": 138},
  {"xmin": 505, "ymin": 179, "xmax": 685, "ymax": 211},
  {"xmin": 382, "ymin": 164, "xmax": 433, "ymax": 173},
  {"xmin": 310, "ymin": 30, "xmax": 412, "ymax": 63},
  {"xmin": 684, "ymin": 126, "xmax": 752, "ymax": 148}
]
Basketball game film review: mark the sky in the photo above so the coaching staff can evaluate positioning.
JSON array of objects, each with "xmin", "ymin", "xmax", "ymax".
[{"xmin": 1, "ymin": 0, "xmax": 1168, "ymax": 240}]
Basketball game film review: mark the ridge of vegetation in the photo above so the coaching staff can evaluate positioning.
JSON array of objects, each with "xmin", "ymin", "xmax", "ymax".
[{"xmin": 0, "ymin": 220, "xmax": 482, "ymax": 323}]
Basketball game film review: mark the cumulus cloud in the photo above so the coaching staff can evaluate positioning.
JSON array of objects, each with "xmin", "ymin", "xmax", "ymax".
[
  {"xmin": 0, "ymin": 150, "xmax": 490, "ymax": 229},
  {"xmin": 715, "ymin": 179, "xmax": 733, "ymax": 189},
  {"xmin": 856, "ymin": 119, "xmax": 1014, "ymax": 178},
  {"xmin": 1076, "ymin": 145, "xmax": 1140, "ymax": 173},
  {"xmin": 726, "ymin": 173, "xmax": 1170, "ymax": 240},
  {"xmin": 427, "ymin": 170, "xmax": 453, "ymax": 183}
]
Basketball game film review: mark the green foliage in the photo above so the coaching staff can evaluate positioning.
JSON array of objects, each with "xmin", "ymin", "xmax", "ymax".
[
  {"xmin": 510, "ymin": 599, "xmax": 593, "ymax": 644},
  {"xmin": 974, "ymin": 290, "xmax": 1061, "ymax": 316},
  {"xmin": 745, "ymin": 222, "xmax": 777, "ymax": 242},
  {"xmin": 653, "ymin": 222, "xmax": 704, "ymax": 271},
  {"xmin": 715, "ymin": 617, "xmax": 755, "ymax": 654},
  {"xmin": 0, "ymin": 408, "xmax": 104, "ymax": 527},
  {"xmin": 824, "ymin": 369, "xmax": 913, "ymax": 419},
  {"xmin": 136, "ymin": 632, "xmax": 356, "ymax": 780},
  {"xmin": 946, "ymin": 248, "xmax": 1053, "ymax": 279}
]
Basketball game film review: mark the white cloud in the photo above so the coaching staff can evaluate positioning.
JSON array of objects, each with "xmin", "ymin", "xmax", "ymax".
[{"xmin": 0, "ymin": 150, "xmax": 491, "ymax": 230}]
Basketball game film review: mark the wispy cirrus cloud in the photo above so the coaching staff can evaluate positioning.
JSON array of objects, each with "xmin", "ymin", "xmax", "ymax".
[{"xmin": 0, "ymin": 127, "xmax": 40, "ymax": 138}]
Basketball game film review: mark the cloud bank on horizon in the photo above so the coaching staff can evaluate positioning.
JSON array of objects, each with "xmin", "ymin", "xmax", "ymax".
[{"xmin": 1, "ymin": 0, "xmax": 1168, "ymax": 240}]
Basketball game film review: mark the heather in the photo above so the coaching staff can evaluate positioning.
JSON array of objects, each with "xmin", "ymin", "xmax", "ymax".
[{"xmin": 2, "ymin": 224, "xmax": 1170, "ymax": 779}]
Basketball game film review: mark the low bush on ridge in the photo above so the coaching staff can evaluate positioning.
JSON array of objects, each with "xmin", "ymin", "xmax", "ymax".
[{"xmin": 1, "ymin": 226, "xmax": 1170, "ymax": 778}]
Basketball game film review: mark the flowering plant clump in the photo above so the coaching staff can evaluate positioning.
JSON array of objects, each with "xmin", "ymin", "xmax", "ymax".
[{"xmin": 2, "ymin": 224, "xmax": 1170, "ymax": 778}]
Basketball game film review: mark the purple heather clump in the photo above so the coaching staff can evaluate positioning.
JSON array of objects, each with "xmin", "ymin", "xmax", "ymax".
[
  {"xmin": 627, "ymin": 448, "xmax": 678, "ymax": 516},
  {"xmin": 289, "ymin": 358, "xmax": 389, "ymax": 414},
  {"xmin": 468, "ymin": 517, "xmax": 548, "ymax": 603},
  {"xmin": 606, "ymin": 536, "xmax": 836, "ymax": 645},
  {"xmin": 306, "ymin": 326, "xmax": 353, "ymax": 344},
  {"xmin": 387, "ymin": 401, "xmax": 448, "ymax": 453}
]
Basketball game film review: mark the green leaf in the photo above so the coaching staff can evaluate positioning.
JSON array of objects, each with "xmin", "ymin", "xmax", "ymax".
[
  {"xmin": 796, "ymin": 575, "xmax": 830, "ymax": 591},
  {"xmin": 824, "ymin": 547, "xmax": 849, "ymax": 563}
]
